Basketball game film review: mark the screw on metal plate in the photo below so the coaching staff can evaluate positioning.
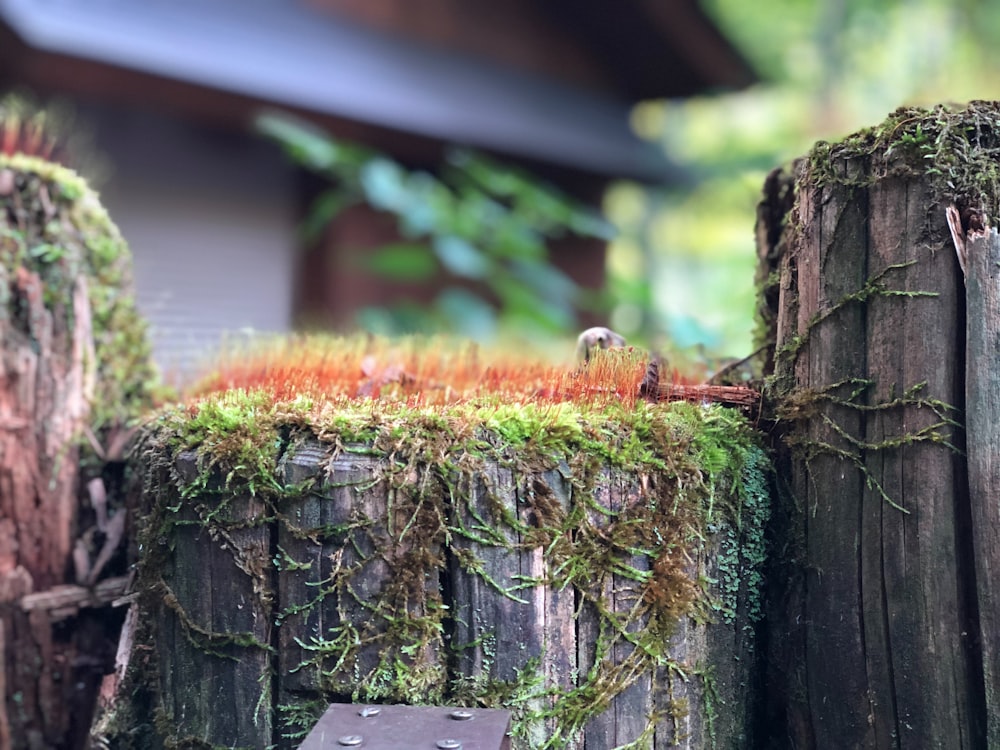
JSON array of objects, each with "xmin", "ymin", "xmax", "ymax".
[{"xmin": 298, "ymin": 703, "xmax": 511, "ymax": 749}]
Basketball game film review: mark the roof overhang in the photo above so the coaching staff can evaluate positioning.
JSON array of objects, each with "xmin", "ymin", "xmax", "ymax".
[{"xmin": 0, "ymin": 0, "xmax": 703, "ymax": 183}]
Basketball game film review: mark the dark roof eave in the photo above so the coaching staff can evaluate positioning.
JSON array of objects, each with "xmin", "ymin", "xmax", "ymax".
[{"xmin": 0, "ymin": 0, "xmax": 681, "ymax": 183}]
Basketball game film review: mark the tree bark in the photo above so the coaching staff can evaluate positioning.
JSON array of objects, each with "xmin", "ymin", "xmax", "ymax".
[
  {"xmin": 0, "ymin": 269, "xmax": 95, "ymax": 749},
  {"xmin": 0, "ymin": 154, "xmax": 155, "ymax": 749}
]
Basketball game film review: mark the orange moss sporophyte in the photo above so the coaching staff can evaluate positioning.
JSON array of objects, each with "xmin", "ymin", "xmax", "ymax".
[
  {"xmin": 187, "ymin": 334, "xmax": 695, "ymax": 409},
  {"xmin": 0, "ymin": 95, "xmax": 97, "ymax": 171}
]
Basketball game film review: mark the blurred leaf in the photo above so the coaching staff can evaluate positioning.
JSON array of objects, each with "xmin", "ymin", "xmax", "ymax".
[
  {"xmin": 567, "ymin": 212, "xmax": 616, "ymax": 241},
  {"xmin": 398, "ymin": 172, "xmax": 445, "ymax": 236},
  {"xmin": 301, "ymin": 190, "xmax": 358, "ymax": 242},
  {"xmin": 264, "ymin": 114, "xmax": 615, "ymax": 339},
  {"xmin": 355, "ymin": 305, "xmax": 398, "ymax": 336},
  {"xmin": 510, "ymin": 258, "xmax": 578, "ymax": 304},
  {"xmin": 433, "ymin": 235, "xmax": 490, "ymax": 279},
  {"xmin": 356, "ymin": 302, "xmax": 433, "ymax": 336},
  {"xmin": 434, "ymin": 289, "xmax": 497, "ymax": 339},
  {"xmin": 490, "ymin": 220, "xmax": 545, "ymax": 261},
  {"xmin": 29, "ymin": 243, "xmax": 64, "ymax": 263},
  {"xmin": 256, "ymin": 113, "xmax": 342, "ymax": 172},
  {"xmin": 360, "ymin": 158, "xmax": 409, "ymax": 211},
  {"xmin": 447, "ymin": 191, "xmax": 504, "ymax": 237},
  {"xmin": 365, "ymin": 243, "xmax": 438, "ymax": 281},
  {"xmin": 493, "ymin": 275, "xmax": 574, "ymax": 332}
]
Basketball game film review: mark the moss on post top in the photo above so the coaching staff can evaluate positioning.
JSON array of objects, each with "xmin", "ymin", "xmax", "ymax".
[
  {"xmin": 150, "ymin": 381, "xmax": 760, "ymax": 492},
  {"xmin": 807, "ymin": 100, "xmax": 1000, "ymax": 209},
  {"xmin": 140, "ymin": 337, "xmax": 770, "ymax": 624},
  {"xmin": 151, "ymin": 336, "xmax": 765, "ymax": 510},
  {"xmin": 0, "ymin": 151, "xmax": 157, "ymax": 425},
  {"xmin": 134, "ymin": 339, "xmax": 770, "ymax": 745}
]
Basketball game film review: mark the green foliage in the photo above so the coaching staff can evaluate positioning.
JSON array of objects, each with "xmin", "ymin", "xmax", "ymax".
[
  {"xmin": 607, "ymin": 0, "xmax": 1000, "ymax": 360},
  {"xmin": 257, "ymin": 114, "xmax": 612, "ymax": 341}
]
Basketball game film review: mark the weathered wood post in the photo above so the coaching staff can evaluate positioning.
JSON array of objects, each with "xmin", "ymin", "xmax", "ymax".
[
  {"xmin": 102, "ymin": 351, "xmax": 770, "ymax": 749},
  {"xmin": 0, "ymin": 139, "xmax": 156, "ymax": 745},
  {"xmin": 757, "ymin": 101, "xmax": 1000, "ymax": 747}
]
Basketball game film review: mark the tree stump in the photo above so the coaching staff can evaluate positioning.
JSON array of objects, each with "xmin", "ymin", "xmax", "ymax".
[
  {"xmin": 111, "ymin": 392, "xmax": 769, "ymax": 749},
  {"xmin": 0, "ymin": 148, "xmax": 155, "ymax": 748},
  {"xmin": 757, "ymin": 101, "xmax": 1000, "ymax": 747}
]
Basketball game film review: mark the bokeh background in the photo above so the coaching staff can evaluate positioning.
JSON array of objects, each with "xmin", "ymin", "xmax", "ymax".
[
  {"xmin": 610, "ymin": 0, "xmax": 1000, "ymax": 359},
  {"xmin": 2, "ymin": 0, "xmax": 997, "ymax": 378}
]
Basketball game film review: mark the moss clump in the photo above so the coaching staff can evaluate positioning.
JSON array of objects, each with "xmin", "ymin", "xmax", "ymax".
[
  {"xmin": 131, "ymin": 380, "xmax": 769, "ymax": 748},
  {"xmin": 0, "ymin": 151, "xmax": 158, "ymax": 428},
  {"xmin": 807, "ymin": 100, "xmax": 1000, "ymax": 211}
]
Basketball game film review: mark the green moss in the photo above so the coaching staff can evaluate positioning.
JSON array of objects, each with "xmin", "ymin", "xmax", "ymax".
[
  {"xmin": 132, "ymin": 389, "xmax": 770, "ymax": 748},
  {"xmin": 806, "ymin": 100, "xmax": 1000, "ymax": 210},
  {"xmin": 0, "ymin": 151, "xmax": 158, "ymax": 430}
]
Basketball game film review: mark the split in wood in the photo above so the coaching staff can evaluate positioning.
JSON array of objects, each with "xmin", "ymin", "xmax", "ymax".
[{"xmin": 947, "ymin": 203, "xmax": 992, "ymax": 284}]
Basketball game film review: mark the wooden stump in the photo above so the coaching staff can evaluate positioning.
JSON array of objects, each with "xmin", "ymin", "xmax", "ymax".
[
  {"xmin": 758, "ymin": 102, "xmax": 1000, "ymax": 747},
  {"xmin": 117, "ymin": 398, "xmax": 769, "ymax": 749},
  {"xmin": 0, "ymin": 151, "xmax": 155, "ymax": 749}
]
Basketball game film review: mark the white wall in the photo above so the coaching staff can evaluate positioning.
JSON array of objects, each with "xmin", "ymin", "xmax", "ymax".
[{"xmin": 88, "ymin": 106, "xmax": 297, "ymax": 382}]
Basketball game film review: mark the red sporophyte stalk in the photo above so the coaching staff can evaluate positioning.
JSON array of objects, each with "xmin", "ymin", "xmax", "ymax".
[
  {"xmin": 0, "ymin": 96, "xmax": 92, "ymax": 168},
  {"xmin": 1, "ymin": 110, "xmax": 58, "ymax": 161},
  {"xmin": 187, "ymin": 337, "xmax": 681, "ymax": 409}
]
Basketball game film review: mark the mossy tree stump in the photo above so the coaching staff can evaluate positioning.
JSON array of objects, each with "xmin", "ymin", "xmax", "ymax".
[
  {"xmin": 757, "ymin": 101, "xmax": 1000, "ymax": 747},
  {"xmin": 112, "ymin": 393, "xmax": 769, "ymax": 749},
  {"xmin": 0, "ymin": 150, "xmax": 155, "ymax": 749}
]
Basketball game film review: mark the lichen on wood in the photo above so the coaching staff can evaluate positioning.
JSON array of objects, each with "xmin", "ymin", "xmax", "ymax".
[{"xmin": 122, "ymin": 347, "xmax": 771, "ymax": 749}]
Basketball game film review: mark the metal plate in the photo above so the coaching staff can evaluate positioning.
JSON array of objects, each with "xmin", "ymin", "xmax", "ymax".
[{"xmin": 298, "ymin": 704, "xmax": 512, "ymax": 750}]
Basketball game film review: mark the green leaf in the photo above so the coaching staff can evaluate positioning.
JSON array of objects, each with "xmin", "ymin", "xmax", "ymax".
[
  {"xmin": 489, "ymin": 219, "xmax": 545, "ymax": 260},
  {"xmin": 365, "ymin": 244, "xmax": 438, "ymax": 281},
  {"xmin": 356, "ymin": 302, "xmax": 434, "ymax": 336},
  {"xmin": 492, "ymin": 275, "xmax": 574, "ymax": 332},
  {"xmin": 510, "ymin": 258, "xmax": 578, "ymax": 303},
  {"xmin": 360, "ymin": 158, "xmax": 408, "ymax": 211},
  {"xmin": 29, "ymin": 243, "xmax": 64, "ymax": 263},
  {"xmin": 433, "ymin": 236, "xmax": 490, "ymax": 279},
  {"xmin": 255, "ymin": 113, "xmax": 339, "ymax": 171},
  {"xmin": 567, "ymin": 211, "xmax": 616, "ymax": 241}
]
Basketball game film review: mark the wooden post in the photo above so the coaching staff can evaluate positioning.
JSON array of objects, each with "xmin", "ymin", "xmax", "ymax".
[
  {"xmin": 758, "ymin": 103, "xmax": 997, "ymax": 747},
  {"xmin": 154, "ymin": 453, "xmax": 274, "ymax": 747},
  {"xmin": 117, "ymin": 399, "xmax": 769, "ymax": 749}
]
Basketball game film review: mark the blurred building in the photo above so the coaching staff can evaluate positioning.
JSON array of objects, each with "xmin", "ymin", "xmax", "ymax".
[{"xmin": 0, "ymin": 0, "xmax": 754, "ymax": 376}]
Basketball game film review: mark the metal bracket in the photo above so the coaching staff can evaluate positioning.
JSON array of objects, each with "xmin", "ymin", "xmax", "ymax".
[{"xmin": 298, "ymin": 703, "xmax": 513, "ymax": 749}]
